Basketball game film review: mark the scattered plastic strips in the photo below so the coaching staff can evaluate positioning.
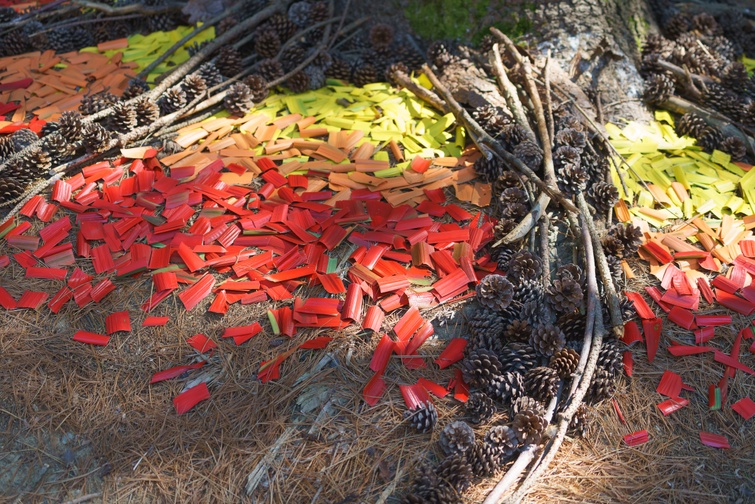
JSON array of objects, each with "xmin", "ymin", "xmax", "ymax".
[
  {"xmin": 363, "ymin": 372, "xmax": 387, "ymax": 406},
  {"xmin": 657, "ymin": 398, "xmax": 689, "ymax": 416},
  {"xmin": 187, "ymin": 334, "xmax": 217, "ymax": 353},
  {"xmin": 370, "ymin": 334, "xmax": 394, "ymax": 374},
  {"xmin": 173, "ymin": 383, "xmax": 211, "ymax": 415},
  {"xmin": 657, "ymin": 370, "xmax": 682, "ymax": 399},
  {"xmin": 142, "ymin": 316, "xmax": 170, "ymax": 327},
  {"xmin": 642, "ymin": 318, "xmax": 662, "ymax": 363},
  {"xmin": 105, "ymin": 311, "xmax": 131, "ymax": 334},
  {"xmin": 151, "ymin": 362, "xmax": 206, "ymax": 384}
]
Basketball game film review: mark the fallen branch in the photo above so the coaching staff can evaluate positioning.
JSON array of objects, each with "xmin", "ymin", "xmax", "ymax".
[
  {"xmin": 420, "ymin": 64, "xmax": 578, "ymax": 215},
  {"xmin": 490, "ymin": 44, "xmax": 534, "ymax": 139},
  {"xmin": 74, "ymin": 0, "xmax": 184, "ymax": 15}
]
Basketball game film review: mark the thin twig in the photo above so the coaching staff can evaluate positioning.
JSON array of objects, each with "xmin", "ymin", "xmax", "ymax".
[
  {"xmin": 74, "ymin": 0, "xmax": 184, "ymax": 15},
  {"xmin": 419, "ymin": 65, "xmax": 578, "ymax": 214},
  {"xmin": 137, "ymin": 3, "xmax": 247, "ymax": 80},
  {"xmin": 489, "ymin": 44, "xmax": 534, "ymax": 139},
  {"xmin": 62, "ymin": 492, "xmax": 102, "ymax": 504},
  {"xmin": 544, "ymin": 53, "xmax": 554, "ymax": 145},
  {"xmin": 500, "ymin": 213, "xmax": 606, "ymax": 504}
]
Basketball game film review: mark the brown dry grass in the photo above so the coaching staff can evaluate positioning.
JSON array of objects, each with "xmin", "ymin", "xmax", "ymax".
[{"xmin": 2, "ymin": 245, "xmax": 754, "ymax": 504}]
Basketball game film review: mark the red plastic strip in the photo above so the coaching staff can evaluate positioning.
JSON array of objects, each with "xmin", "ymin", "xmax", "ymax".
[
  {"xmin": 179, "ymin": 274, "xmax": 215, "ymax": 311},
  {"xmin": 342, "ymin": 283, "xmax": 363, "ymax": 322},
  {"xmin": 0, "ymin": 286, "xmax": 17, "ymax": 309},
  {"xmin": 142, "ymin": 316, "xmax": 170, "ymax": 327},
  {"xmin": 657, "ymin": 370, "xmax": 682, "ymax": 399},
  {"xmin": 694, "ymin": 326, "xmax": 715, "ymax": 344},
  {"xmin": 612, "ymin": 398, "xmax": 626, "ymax": 424},
  {"xmin": 731, "ymin": 397, "xmax": 755, "ymax": 420},
  {"xmin": 657, "ymin": 398, "xmax": 689, "ymax": 416},
  {"xmin": 623, "ymin": 430, "xmax": 649, "ymax": 446},
  {"xmin": 151, "ymin": 362, "xmax": 206, "ymax": 384},
  {"xmin": 394, "ymin": 306, "xmax": 424, "ymax": 342},
  {"xmin": 714, "ymin": 351, "xmax": 755, "ymax": 376},
  {"xmin": 173, "ymin": 382, "xmax": 211, "ymax": 415},
  {"xmin": 298, "ymin": 337, "xmax": 333, "ymax": 350},
  {"xmin": 699, "ymin": 431, "xmax": 730, "ymax": 449},
  {"xmin": 362, "ymin": 305, "xmax": 385, "ymax": 332},
  {"xmin": 17, "ymin": 291, "xmax": 49, "ymax": 309},
  {"xmin": 399, "ymin": 383, "xmax": 431, "ymax": 410},
  {"xmin": 695, "ymin": 314, "xmax": 731, "ymax": 326},
  {"xmin": 623, "ymin": 351, "xmax": 633, "ymax": 377},
  {"xmin": 72, "ymin": 331, "xmax": 110, "ymax": 346},
  {"xmin": 642, "ymin": 318, "xmax": 662, "ymax": 363},
  {"xmin": 715, "ymin": 290, "xmax": 755, "ymax": 315},
  {"xmin": 106, "ymin": 311, "xmax": 131, "ymax": 334},
  {"xmin": 622, "ymin": 321, "xmax": 643, "ymax": 346},
  {"xmin": 187, "ymin": 334, "xmax": 217, "ymax": 353},
  {"xmin": 625, "ymin": 291, "xmax": 655, "ymax": 319},
  {"xmin": 417, "ymin": 378, "xmax": 450, "ymax": 398},
  {"xmin": 363, "ymin": 372, "xmax": 387, "ymax": 406},
  {"xmin": 667, "ymin": 306, "xmax": 697, "ymax": 330},
  {"xmin": 435, "ymin": 338, "xmax": 467, "ymax": 369},
  {"xmin": 453, "ymin": 369, "xmax": 469, "ymax": 402}
]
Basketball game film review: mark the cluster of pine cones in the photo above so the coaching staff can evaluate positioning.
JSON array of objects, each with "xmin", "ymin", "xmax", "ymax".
[
  {"xmin": 641, "ymin": 11, "xmax": 754, "ymax": 161},
  {"xmin": 205, "ymin": 1, "xmax": 425, "ymax": 97},
  {"xmin": 0, "ymin": 0, "xmax": 188, "ymax": 58}
]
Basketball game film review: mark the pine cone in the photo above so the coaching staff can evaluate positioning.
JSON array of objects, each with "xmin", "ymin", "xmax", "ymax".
[
  {"xmin": 11, "ymin": 129, "xmax": 39, "ymax": 152},
  {"xmin": 122, "ymin": 79, "xmax": 150, "ymax": 100},
  {"xmin": 134, "ymin": 98, "xmax": 160, "ymax": 126},
  {"xmin": 558, "ymin": 312, "xmax": 586, "ymax": 341},
  {"xmin": 499, "ymin": 123, "xmax": 530, "ymax": 149},
  {"xmin": 18, "ymin": 145, "xmax": 51, "ymax": 178},
  {"xmin": 554, "ymin": 128, "xmax": 586, "ymax": 151},
  {"xmin": 568, "ymin": 403, "xmax": 590, "ymax": 438},
  {"xmin": 182, "ymin": 74, "xmax": 207, "ymax": 101},
  {"xmin": 721, "ymin": 62, "xmax": 749, "ymax": 94},
  {"xmin": 507, "ymin": 250, "xmax": 543, "ymax": 281},
  {"xmin": 243, "ymin": 74, "xmax": 269, "ymax": 102},
  {"xmin": 521, "ymin": 299, "xmax": 548, "ymax": 327},
  {"xmin": 428, "ymin": 41, "xmax": 455, "ymax": 70},
  {"xmin": 512, "ymin": 408, "xmax": 547, "ymax": 445},
  {"xmin": 109, "ymin": 102, "xmax": 137, "ymax": 133},
  {"xmin": 581, "ymin": 149, "xmax": 608, "ymax": 183},
  {"xmin": 403, "ymin": 483, "xmax": 460, "ymax": 504},
  {"xmin": 485, "ymin": 424, "xmax": 519, "ymax": 460},
  {"xmin": 369, "ymin": 23, "xmax": 394, "ymax": 50},
  {"xmin": 439, "ymin": 421, "xmax": 475, "ymax": 455},
  {"xmin": 513, "ymin": 278, "xmax": 544, "ymax": 306},
  {"xmin": 474, "ymin": 155, "xmax": 505, "ymax": 182},
  {"xmin": 40, "ymin": 122, "xmax": 60, "ymax": 138},
  {"xmin": 676, "ymin": 112, "xmax": 708, "ymax": 139},
  {"xmin": 0, "ymin": 136, "xmax": 15, "ymax": 161},
  {"xmin": 466, "ymin": 392, "xmax": 496, "ymax": 424},
  {"xmin": 718, "ymin": 136, "xmax": 746, "ymax": 161},
  {"xmin": 78, "ymin": 92, "xmax": 117, "ymax": 116},
  {"xmin": 147, "ymin": 13, "xmax": 176, "ymax": 33},
  {"xmin": 523, "ymin": 366, "xmax": 560, "ymax": 402},
  {"xmin": 476, "ymin": 274, "xmax": 514, "ymax": 312},
  {"xmin": 468, "ymin": 441, "xmax": 499, "ymax": 477},
  {"xmin": 608, "ymin": 223, "xmax": 643, "ymax": 255},
  {"xmin": 216, "ymin": 47, "xmax": 243, "ymax": 78},
  {"xmin": 597, "ymin": 339, "xmax": 624, "ymax": 378},
  {"xmin": 0, "ymin": 178, "xmax": 25, "ymax": 204},
  {"xmin": 601, "ymin": 234, "xmax": 625, "ymax": 258},
  {"xmin": 461, "ymin": 348, "xmax": 502, "ymax": 388},
  {"xmin": 158, "ymin": 87, "xmax": 186, "ymax": 115},
  {"xmin": 285, "ymin": 71, "xmax": 309, "ymax": 93},
  {"xmin": 663, "ymin": 13, "xmax": 691, "ymax": 40},
  {"xmin": 42, "ymin": 133, "xmax": 73, "ymax": 161},
  {"xmin": 530, "ymin": 324, "xmax": 566, "ymax": 357},
  {"xmin": 466, "ymin": 306, "xmax": 506, "ymax": 353},
  {"xmin": 494, "ymin": 246, "xmax": 517, "ymax": 271},
  {"xmin": 435, "ymin": 452, "xmax": 474, "ymax": 493},
  {"xmin": 557, "ymin": 161, "xmax": 588, "ymax": 195},
  {"xmin": 588, "ymin": 181, "xmax": 619, "ymax": 213},
  {"xmin": 353, "ymin": 64, "xmax": 379, "ymax": 87},
  {"xmin": 198, "ymin": 62, "xmax": 224, "ymax": 87},
  {"xmin": 556, "ymin": 264, "xmax": 583, "ymax": 285},
  {"xmin": 549, "ymin": 348, "xmax": 580, "ymax": 379},
  {"xmin": 547, "ymin": 276, "xmax": 583, "ymax": 313},
  {"xmin": 586, "ymin": 368, "xmax": 617, "ymax": 403},
  {"xmin": 702, "ymin": 83, "xmax": 743, "ymax": 120},
  {"xmin": 258, "ymin": 59, "xmax": 284, "ymax": 81},
  {"xmin": 280, "ymin": 45, "xmax": 306, "ymax": 72},
  {"xmin": 557, "ymin": 114, "xmax": 585, "ymax": 132},
  {"xmin": 513, "ymin": 140, "xmax": 543, "ymax": 170},
  {"xmin": 216, "ymin": 17, "xmax": 237, "ymax": 36},
  {"xmin": 254, "ymin": 28, "xmax": 281, "ymax": 59},
  {"xmin": 499, "ymin": 342, "xmax": 539, "ymax": 376},
  {"xmin": 0, "ymin": 7, "xmax": 17, "ymax": 24},
  {"xmin": 643, "ymin": 74, "xmax": 675, "ymax": 105},
  {"xmin": 287, "ymin": 1, "xmax": 311, "ymax": 27},
  {"xmin": 56, "ymin": 111, "xmax": 83, "ymax": 142},
  {"xmin": 510, "ymin": 395, "xmax": 545, "ymax": 418},
  {"xmin": 327, "ymin": 56, "xmax": 352, "ymax": 80},
  {"xmin": 486, "ymin": 371, "xmax": 523, "ymax": 403},
  {"xmin": 606, "ymin": 255, "xmax": 624, "ymax": 285},
  {"xmin": 385, "ymin": 61, "xmax": 409, "ymax": 84},
  {"xmin": 268, "ymin": 13, "xmax": 297, "ymax": 41},
  {"xmin": 82, "ymin": 123, "xmax": 110, "ymax": 153},
  {"xmin": 691, "ymin": 13, "xmax": 721, "ymax": 36},
  {"xmin": 404, "ymin": 401, "xmax": 438, "ymax": 432},
  {"xmin": 698, "ymin": 126, "xmax": 725, "ymax": 152},
  {"xmin": 503, "ymin": 319, "xmax": 532, "ymax": 344},
  {"xmin": 224, "ymin": 83, "xmax": 254, "ymax": 116},
  {"xmin": 304, "ymin": 65, "xmax": 326, "ymax": 90}
]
